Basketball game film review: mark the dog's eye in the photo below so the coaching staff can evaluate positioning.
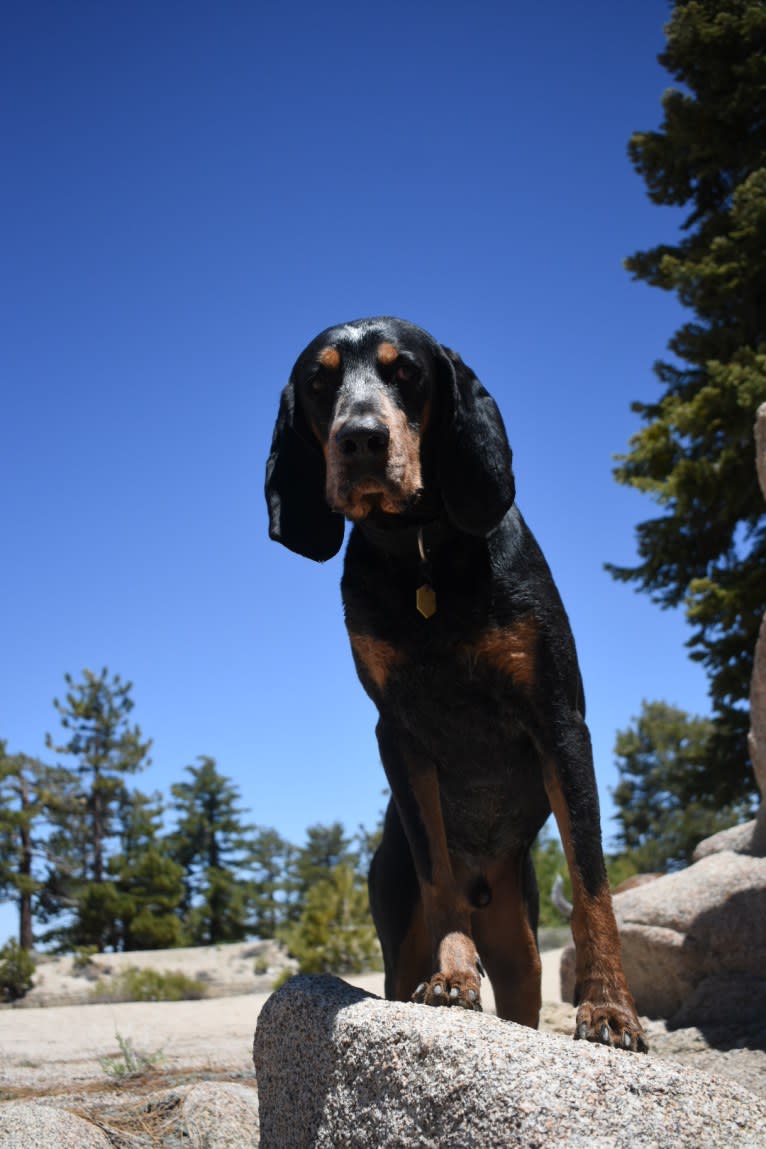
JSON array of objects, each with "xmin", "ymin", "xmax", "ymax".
[
  {"xmin": 395, "ymin": 361, "xmax": 420, "ymax": 384},
  {"xmin": 308, "ymin": 371, "xmax": 335, "ymax": 395}
]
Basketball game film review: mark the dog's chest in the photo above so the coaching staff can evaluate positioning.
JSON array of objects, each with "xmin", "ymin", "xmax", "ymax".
[
  {"xmin": 343, "ymin": 550, "xmax": 551, "ymax": 853},
  {"xmin": 392, "ymin": 647, "xmax": 549, "ymax": 855},
  {"xmin": 352, "ymin": 607, "xmax": 546, "ymax": 818}
]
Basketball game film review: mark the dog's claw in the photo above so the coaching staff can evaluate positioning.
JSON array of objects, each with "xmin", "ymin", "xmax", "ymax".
[
  {"xmin": 574, "ymin": 996, "xmax": 649, "ymax": 1054},
  {"xmin": 412, "ymin": 973, "xmax": 482, "ymax": 1010}
]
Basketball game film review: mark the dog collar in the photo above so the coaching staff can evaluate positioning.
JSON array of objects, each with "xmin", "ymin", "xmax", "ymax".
[
  {"xmin": 356, "ymin": 516, "xmax": 449, "ymax": 557},
  {"xmin": 415, "ymin": 528, "xmax": 437, "ymax": 619},
  {"xmin": 357, "ymin": 517, "xmax": 446, "ymax": 619}
]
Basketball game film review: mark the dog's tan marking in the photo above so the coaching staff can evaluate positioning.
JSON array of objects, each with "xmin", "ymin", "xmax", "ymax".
[
  {"xmin": 326, "ymin": 390, "xmax": 423, "ymax": 520},
  {"xmin": 545, "ymin": 768, "xmax": 646, "ymax": 1048},
  {"xmin": 348, "ymin": 633, "xmax": 404, "ymax": 693},
  {"xmin": 377, "ymin": 341, "xmax": 399, "ymax": 366},
  {"xmin": 467, "ymin": 617, "xmax": 538, "ymax": 688},
  {"xmin": 437, "ymin": 930, "xmax": 478, "ymax": 974},
  {"xmin": 545, "ymin": 769, "xmax": 623, "ymax": 975},
  {"xmin": 318, "ymin": 346, "xmax": 341, "ymax": 370}
]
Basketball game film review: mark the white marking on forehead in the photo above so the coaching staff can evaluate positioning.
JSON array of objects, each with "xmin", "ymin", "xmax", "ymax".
[{"xmin": 335, "ymin": 324, "xmax": 372, "ymax": 345}]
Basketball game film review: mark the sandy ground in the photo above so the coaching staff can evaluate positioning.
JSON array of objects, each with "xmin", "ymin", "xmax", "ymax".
[{"xmin": 0, "ymin": 947, "xmax": 565, "ymax": 1092}]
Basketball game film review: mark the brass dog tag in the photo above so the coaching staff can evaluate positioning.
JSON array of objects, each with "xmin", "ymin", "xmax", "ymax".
[{"xmin": 416, "ymin": 583, "xmax": 437, "ymax": 619}]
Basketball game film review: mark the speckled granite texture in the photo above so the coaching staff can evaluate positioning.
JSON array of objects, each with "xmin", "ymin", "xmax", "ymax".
[{"xmin": 254, "ymin": 974, "xmax": 766, "ymax": 1149}]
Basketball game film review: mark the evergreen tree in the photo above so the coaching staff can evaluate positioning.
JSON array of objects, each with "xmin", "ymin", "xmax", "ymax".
[
  {"xmin": 0, "ymin": 744, "xmax": 69, "ymax": 949},
  {"xmin": 611, "ymin": 701, "xmax": 750, "ymax": 871},
  {"xmin": 295, "ymin": 822, "xmax": 353, "ymax": 886},
  {"xmin": 280, "ymin": 861, "xmax": 381, "ymax": 975},
  {"xmin": 247, "ymin": 826, "xmax": 294, "ymax": 938},
  {"xmin": 109, "ymin": 789, "xmax": 186, "ymax": 950},
  {"xmin": 354, "ymin": 819, "xmax": 384, "ymax": 877},
  {"xmin": 282, "ymin": 821, "xmax": 354, "ymax": 924},
  {"xmin": 44, "ymin": 668, "xmax": 152, "ymax": 949},
  {"xmin": 609, "ymin": 0, "xmax": 766, "ymax": 801},
  {"xmin": 46, "ymin": 669, "xmax": 152, "ymax": 883},
  {"xmin": 168, "ymin": 757, "xmax": 253, "ymax": 944}
]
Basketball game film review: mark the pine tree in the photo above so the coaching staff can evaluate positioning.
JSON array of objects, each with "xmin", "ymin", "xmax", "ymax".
[
  {"xmin": 247, "ymin": 826, "xmax": 294, "ymax": 938},
  {"xmin": 609, "ymin": 0, "xmax": 766, "ymax": 801},
  {"xmin": 44, "ymin": 668, "xmax": 152, "ymax": 949},
  {"xmin": 109, "ymin": 789, "xmax": 186, "ymax": 950},
  {"xmin": 0, "ymin": 744, "xmax": 69, "ymax": 949},
  {"xmin": 611, "ymin": 701, "xmax": 749, "ymax": 871},
  {"xmin": 280, "ymin": 861, "xmax": 381, "ymax": 975},
  {"xmin": 168, "ymin": 757, "xmax": 253, "ymax": 944},
  {"xmin": 280, "ymin": 822, "xmax": 355, "ymax": 924},
  {"xmin": 354, "ymin": 819, "xmax": 384, "ymax": 877}
]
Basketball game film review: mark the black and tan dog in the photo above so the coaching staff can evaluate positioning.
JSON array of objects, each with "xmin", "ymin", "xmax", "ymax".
[{"xmin": 265, "ymin": 316, "xmax": 647, "ymax": 1052}]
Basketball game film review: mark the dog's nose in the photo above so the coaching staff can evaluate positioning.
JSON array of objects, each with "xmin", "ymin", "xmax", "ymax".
[{"xmin": 335, "ymin": 418, "xmax": 390, "ymax": 459}]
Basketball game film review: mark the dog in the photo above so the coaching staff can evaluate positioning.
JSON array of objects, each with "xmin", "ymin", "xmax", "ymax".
[{"xmin": 265, "ymin": 316, "xmax": 647, "ymax": 1052}]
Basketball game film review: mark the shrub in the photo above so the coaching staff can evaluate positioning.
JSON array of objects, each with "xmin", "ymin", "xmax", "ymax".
[
  {"xmin": 90, "ymin": 966, "xmax": 206, "ymax": 1003},
  {"xmin": 271, "ymin": 968, "xmax": 295, "ymax": 991},
  {"xmin": 100, "ymin": 1031, "xmax": 165, "ymax": 1078},
  {"xmin": 0, "ymin": 940, "xmax": 36, "ymax": 1002},
  {"xmin": 72, "ymin": 945, "xmax": 99, "ymax": 974},
  {"xmin": 279, "ymin": 863, "xmax": 382, "ymax": 976}
]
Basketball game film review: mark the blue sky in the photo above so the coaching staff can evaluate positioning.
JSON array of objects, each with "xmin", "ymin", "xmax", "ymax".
[{"xmin": 1, "ymin": 0, "xmax": 708, "ymax": 945}]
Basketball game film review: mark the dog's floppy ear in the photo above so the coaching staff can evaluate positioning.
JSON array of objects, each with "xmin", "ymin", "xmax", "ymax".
[
  {"xmin": 435, "ymin": 345, "xmax": 515, "ymax": 535},
  {"xmin": 265, "ymin": 381, "xmax": 345, "ymax": 562}
]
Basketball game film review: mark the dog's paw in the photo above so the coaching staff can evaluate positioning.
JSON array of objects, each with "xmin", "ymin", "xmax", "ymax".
[
  {"xmin": 412, "ymin": 971, "xmax": 482, "ymax": 1011},
  {"xmin": 574, "ymin": 996, "xmax": 649, "ymax": 1053}
]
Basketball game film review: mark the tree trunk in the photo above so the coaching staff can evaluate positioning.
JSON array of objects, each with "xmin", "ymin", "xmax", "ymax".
[
  {"xmin": 17, "ymin": 773, "xmax": 34, "ymax": 950},
  {"xmin": 748, "ymin": 403, "xmax": 766, "ymax": 854}
]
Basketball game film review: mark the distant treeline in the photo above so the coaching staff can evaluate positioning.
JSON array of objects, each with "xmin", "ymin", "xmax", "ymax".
[
  {"xmin": 2, "ymin": 670, "xmax": 746, "ymax": 967},
  {"xmin": 0, "ymin": 668, "xmax": 381, "ymax": 960}
]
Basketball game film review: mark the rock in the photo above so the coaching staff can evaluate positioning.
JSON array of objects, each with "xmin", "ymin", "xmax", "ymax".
[
  {"xmin": 560, "ymin": 852, "xmax": 766, "ymax": 1025},
  {"xmin": 0, "ymin": 1104, "xmax": 112, "ymax": 1148},
  {"xmin": 668, "ymin": 973, "xmax": 766, "ymax": 1034},
  {"xmin": 693, "ymin": 818, "xmax": 762, "ymax": 859},
  {"xmin": 559, "ymin": 942, "xmax": 576, "ymax": 1004},
  {"xmin": 180, "ymin": 1081, "xmax": 260, "ymax": 1148},
  {"xmin": 253, "ymin": 974, "xmax": 766, "ymax": 1149},
  {"xmin": 0, "ymin": 1082, "xmax": 261, "ymax": 1149}
]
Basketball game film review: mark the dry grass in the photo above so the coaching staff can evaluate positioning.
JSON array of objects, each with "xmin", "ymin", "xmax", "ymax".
[{"xmin": 3, "ymin": 1068, "xmax": 257, "ymax": 1149}]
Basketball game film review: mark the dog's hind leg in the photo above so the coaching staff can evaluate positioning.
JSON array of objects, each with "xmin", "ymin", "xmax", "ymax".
[{"xmin": 471, "ymin": 848, "xmax": 542, "ymax": 1027}]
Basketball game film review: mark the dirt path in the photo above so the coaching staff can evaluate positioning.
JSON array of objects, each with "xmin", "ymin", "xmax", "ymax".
[{"xmin": 0, "ymin": 956, "xmax": 565, "ymax": 1093}]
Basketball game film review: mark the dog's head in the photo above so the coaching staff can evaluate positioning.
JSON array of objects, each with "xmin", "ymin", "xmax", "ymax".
[{"xmin": 265, "ymin": 317, "xmax": 515, "ymax": 561}]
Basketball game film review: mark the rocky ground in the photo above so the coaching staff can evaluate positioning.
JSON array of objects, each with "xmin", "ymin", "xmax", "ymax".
[{"xmin": 0, "ymin": 943, "xmax": 764, "ymax": 1147}]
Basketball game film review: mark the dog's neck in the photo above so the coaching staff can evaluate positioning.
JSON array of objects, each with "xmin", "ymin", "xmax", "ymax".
[
  {"xmin": 354, "ymin": 514, "xmax": 450, "ymax": 620},
  {"xmin": 355, "ymin": 513, "xmax": 452, "ymax": 560}
]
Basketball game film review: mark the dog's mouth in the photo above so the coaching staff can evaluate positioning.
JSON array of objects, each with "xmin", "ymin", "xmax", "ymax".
[
  {"xmin": 324, "ymin": 409, "xmax": 425, "ymax": 522},
  {"xmin": 329, "ymin": 474, "xmax": 422, "ymax": 521}
]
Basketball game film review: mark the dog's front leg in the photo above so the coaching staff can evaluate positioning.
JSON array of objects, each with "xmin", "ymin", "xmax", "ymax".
[
  {"xmin": 539, "ymin": 711, "xmax": 648, "ymax": 1052},
  {"xmin": 376, "ymin": 719, "xmax": 483, "ymax": 1010}
]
